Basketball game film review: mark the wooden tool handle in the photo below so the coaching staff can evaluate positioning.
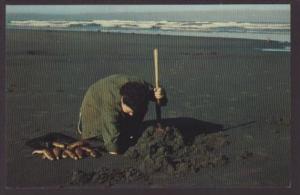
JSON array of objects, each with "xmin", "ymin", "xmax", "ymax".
[
  {"xmin": 153, "ymin": 48, "xmax": 162, "ymax": 126},
  {"xmin": 153, "ymin": 48, "xmax": 160, "ymax": 104},
  {"xmin": 154, "ymin": 48, "xmax": 159, "ymax": 89}
]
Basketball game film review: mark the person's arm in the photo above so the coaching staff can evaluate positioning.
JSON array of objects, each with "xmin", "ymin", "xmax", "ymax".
[
  {"xmin": 101, "ymin": 111, "xmax": 121, "ymax": 154},
  {"xmin": 146, "ymin": 83, "xmax": 168, "ymax": 106}
]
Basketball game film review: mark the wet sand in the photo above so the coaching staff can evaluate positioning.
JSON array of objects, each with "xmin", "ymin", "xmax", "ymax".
[{"xmin": 5, "ymin": 29, "xmax": 290, "ymax": 188}]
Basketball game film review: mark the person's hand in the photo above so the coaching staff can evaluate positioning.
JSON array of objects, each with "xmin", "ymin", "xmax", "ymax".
[
  {"xmin": 154, "ymin": 87, "xmax": 165, "ymax": 100},
  {"xmin": 31, "ymin": 140, "xmax": 98, "ymax": 161}
]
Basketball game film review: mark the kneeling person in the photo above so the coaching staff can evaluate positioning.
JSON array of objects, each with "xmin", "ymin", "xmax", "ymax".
[{"xmin": 78, "ymin": 74, "xmax": 167, "ymax": 155}]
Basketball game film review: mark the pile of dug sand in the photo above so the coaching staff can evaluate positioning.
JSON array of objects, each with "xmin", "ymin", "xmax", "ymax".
[
  {"xmin": 70, "ymin": 126, "xmax": 229, "ymax": 185},
  {"xmin": 125, "ymin": 126, "xmax": 229, "ymax": 175}
]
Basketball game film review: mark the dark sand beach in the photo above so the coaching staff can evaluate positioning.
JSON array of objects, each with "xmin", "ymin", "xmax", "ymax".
[{"xmin": 5, "ymin": 29, "xmax": 290, "ymax": 188}]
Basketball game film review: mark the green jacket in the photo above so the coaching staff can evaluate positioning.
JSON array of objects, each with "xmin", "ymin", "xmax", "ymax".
[{"xmin": 79, "ymin": 74, "xmax": 165, "ymax": 152}]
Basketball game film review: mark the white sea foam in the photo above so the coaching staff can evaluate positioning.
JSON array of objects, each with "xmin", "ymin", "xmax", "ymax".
[
  {"xmin": 9, "ymin": 20, "xmax": 290, "ymax": 31},
  {"xmin": 7, "ymin": 19, "xmax": 290, "ymax": 42}
]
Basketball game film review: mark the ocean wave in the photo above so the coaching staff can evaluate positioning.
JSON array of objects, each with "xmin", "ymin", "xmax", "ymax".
[{"xmin": 8, "ymin": 20, "xmax": 290, "ymax": 32}]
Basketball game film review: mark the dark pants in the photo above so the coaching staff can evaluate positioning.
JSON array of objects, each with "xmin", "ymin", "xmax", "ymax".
[{"xmin": 77, "ymin": 112, "xmax": 143, "ymax": 154}]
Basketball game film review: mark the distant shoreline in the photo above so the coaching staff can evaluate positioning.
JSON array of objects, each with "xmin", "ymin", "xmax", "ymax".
[{"xmin": 5, "ymin": 28, "xmax": 291, "ymax": 44}]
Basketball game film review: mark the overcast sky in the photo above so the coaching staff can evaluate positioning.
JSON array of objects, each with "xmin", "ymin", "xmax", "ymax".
[{"xmin": 6, "ymin": 4, "xmax": 290, "ymax": 14}]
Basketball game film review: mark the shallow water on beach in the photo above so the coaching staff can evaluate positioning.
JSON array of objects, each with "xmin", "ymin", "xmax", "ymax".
[{"xmin": 255, "ymin": 46, "xmax": 291, "ymax": 52}]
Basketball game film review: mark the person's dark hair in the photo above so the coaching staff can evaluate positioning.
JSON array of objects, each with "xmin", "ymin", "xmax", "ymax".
[{"xmin": 120, "ymin": 82, "xmax": 149, "ymax": 113}]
